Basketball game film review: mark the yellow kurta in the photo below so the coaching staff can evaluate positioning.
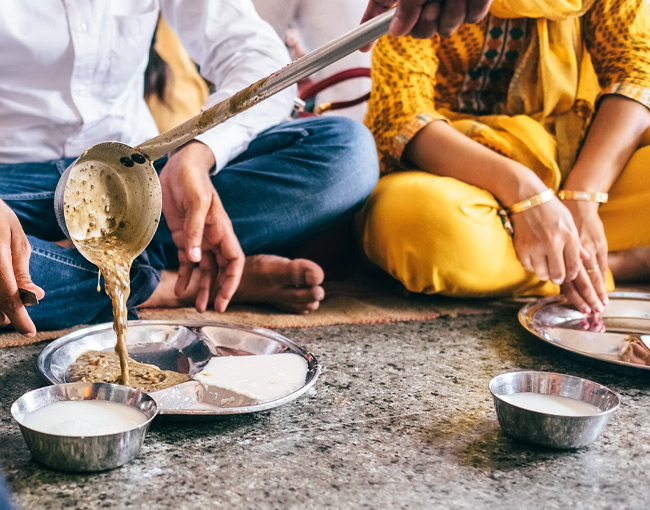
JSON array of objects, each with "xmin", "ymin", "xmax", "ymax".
[{"xmin": 358, "ymin": 0, "xmax": 650, "ymax": 297}]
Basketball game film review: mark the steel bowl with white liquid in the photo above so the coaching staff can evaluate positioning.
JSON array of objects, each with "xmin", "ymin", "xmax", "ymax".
[
  {"xmin": 11, "ymin": 382, "xmax": 158, "ymax": 472},
  {"xmin": 489, "ymin": 371, "xmax": 620, "ymax": 449}
]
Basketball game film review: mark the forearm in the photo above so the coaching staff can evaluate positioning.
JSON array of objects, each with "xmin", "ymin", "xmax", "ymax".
[
  {"xmin": 403, "ymin": 120, "xmax": 547, "ymax": 206},
  {"xmin": 563, "ymin": 95, "xmax": 650, "ymax": 192}
]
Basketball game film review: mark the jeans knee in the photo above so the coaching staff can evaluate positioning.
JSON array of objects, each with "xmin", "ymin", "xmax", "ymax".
[{"xmin": 320, "ymin": 117, "xmax": 379, "ymax": 199}]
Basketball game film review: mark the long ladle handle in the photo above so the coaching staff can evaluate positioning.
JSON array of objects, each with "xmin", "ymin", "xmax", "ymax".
[{"xmin": 136, "ymin": 8, "xmax": 395, "ymax": 161}]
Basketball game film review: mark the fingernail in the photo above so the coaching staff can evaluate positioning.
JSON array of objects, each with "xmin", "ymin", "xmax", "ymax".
[
  {"xmin": 581, "ymin": 307, "xmax": 591, "ymax": 314},
  {"xmin": 594, "ymin": 304, "xmax": 603, "ymax": 313},
  {"xmin": 552, "ymin": 278, "xmax": 563, "ymax": 285},
  {"xmin": 602, "ymin": 296, "xmax": 609, "ymax": 306},
  {"xmin": 190, "ymin": 247, "xmax": 201, "ymax": 261}
]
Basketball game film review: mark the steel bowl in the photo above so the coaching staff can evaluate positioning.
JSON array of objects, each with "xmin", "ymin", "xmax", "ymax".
[
  {"xmin": 11, "ymin": 382, "xmax": 158, "ymax": 472},
  {"xmin": 489, "ymin": 371, "xmax": 620, "ymax": 449}
]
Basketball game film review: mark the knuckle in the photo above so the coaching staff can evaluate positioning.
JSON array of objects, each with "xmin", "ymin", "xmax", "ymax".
[{"xmin": 595, "ymin": 240, "xmax": 608, "ymax": 253}]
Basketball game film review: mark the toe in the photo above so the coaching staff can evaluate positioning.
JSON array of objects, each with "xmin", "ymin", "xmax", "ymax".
[{"xmin": 290, "ymin": 259, "xmax": 325, "ymax": 287}]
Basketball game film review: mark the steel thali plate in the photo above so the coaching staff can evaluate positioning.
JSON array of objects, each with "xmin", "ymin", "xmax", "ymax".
[
  {"xmin": 519, "ymin": 291, "xmax": 650, "ymax": 373},
  {"xmin": 37, "ymin": 320, "xmax": 321, "ymax": 416}
]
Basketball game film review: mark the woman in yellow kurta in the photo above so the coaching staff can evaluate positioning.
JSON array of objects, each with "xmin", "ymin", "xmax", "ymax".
[{"xmin": 357, "ymin": 0, "xmax": 650, "ymax": 314}]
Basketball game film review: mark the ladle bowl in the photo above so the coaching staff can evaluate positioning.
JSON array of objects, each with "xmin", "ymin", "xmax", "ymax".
[
  {"xmin": 53, "ymin": 9, "xmax": 396, "ymax": 255},
  {"xmin": 54, "ymin": 142, "xmax": 162, "ymax": 261}
]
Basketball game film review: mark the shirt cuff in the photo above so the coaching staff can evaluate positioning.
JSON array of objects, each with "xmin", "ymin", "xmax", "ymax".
[
  {"xmin": 598, "ymin": 82, "xmax": 650, "ymax": 111},
  {"xmin": 195, "ymin": 123, "xmax": 250, "ymax": 175},
  {"xmin": 389, "ymin": 112, "xmax": 447, "ymax": 161}
]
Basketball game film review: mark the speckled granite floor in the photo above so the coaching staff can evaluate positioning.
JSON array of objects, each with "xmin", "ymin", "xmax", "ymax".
[{"xmin": 2, "ymin": 307, "xmax": 649, "ymax": 510}]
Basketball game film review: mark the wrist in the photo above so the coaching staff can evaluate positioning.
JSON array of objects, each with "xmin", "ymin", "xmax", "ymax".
[
  {"xmin": 492, "ymin": 162, "xmax": 548, "ymax": 206},
  {"xmin": 169, "ymin": 141, "xmax": 216, "ymax": 174}
]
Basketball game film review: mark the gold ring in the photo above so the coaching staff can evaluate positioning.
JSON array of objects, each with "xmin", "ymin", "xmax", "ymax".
[{"xmin": 586, "ymin": 264, "xmax": 600, "ymax": 274}]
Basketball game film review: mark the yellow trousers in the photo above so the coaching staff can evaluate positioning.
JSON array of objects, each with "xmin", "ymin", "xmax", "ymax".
[{"xmin": 356, "ymin": 144, "xmax": 650, "ymax": 298}]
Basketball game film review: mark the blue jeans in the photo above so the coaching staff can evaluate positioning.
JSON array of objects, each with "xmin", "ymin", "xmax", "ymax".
[{"xmin": 0, "ymin": 116, "xmax": 378, "ymax": 330}]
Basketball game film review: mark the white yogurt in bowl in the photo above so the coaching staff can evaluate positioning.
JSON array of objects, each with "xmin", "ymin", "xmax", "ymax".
[
  {"xmin": 498, "ymin": 392, "xmax": 601, "ymax": 417},
  {"xmin": 21, "ymin": 400, "xmax": 148, "ymax": 436}
]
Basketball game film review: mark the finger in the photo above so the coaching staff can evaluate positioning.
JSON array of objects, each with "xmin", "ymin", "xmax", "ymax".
[
  {"xmin": 0, "ymin": 235, "xmax": 36, "ymax": 336},
  {"xmin": 572, "ymin": 269, "xmax": 603, "ymax": 314},
  {"xmin": 465, "ymin": 0, "xmax": 492, "ymax": 23},
  {"xmin": 560, "ymin": 234, "xmax": 583, "ymax": 282},
  {"xmin": 595, "ymin": 245, "xmax": 609, "ymax": 303},
  {"xmin": 410, "ymin": 2, "xmax": 442, "ymax": 39},
  {"xmin": 437, "ymin": 0, "xmax": 467, "ymax": 36},
  {"xmin": 517, "ymin": 251, "xmax": 534, "ymax": 273},
  {"xmin": 0, "ymin": 290, "xmax": 35, "ymax": 336},
  {"xmin": 12, "ymin": 237, "xmax": 45, "ymax": 301},
  {"xmin": 545, "ymin": 244, "xmax": 566, "ymax": 285},
  {"xmin": 174, "ymin": 260, "xmax": 195, "ymax": 297},
  {"xmin": 529, "ymin": 253, "xmax": 549, "ymax": 282},
  {"xmin": 390, "ymin": 0, "xmax": 429, "ymax": 37},
  {"xmin": 183, "ymin": 198, "xmax": 211, "ymax": 264},
  {"xmin": 359, "ymin": 0, "xmax": 397, "ymax": 51},
  {"xmin": 360, "ymin": 0, "xmax": 395, "ymax": 24},
  {"xmin": 212, "ymin": 238, "xmax": 245, "ymax": 313},
  {"xmin": 169, "ymin": 230, "xmax": 193, "ymax": 296},
  {"xmin": 200, "ymin": 200, "xmax": 244, "ymax": 313},
  {"xmin": 586, "ymin": 261, "xmax": 608, "ymax": 308},
  {"xmin": 0, "ymin": 312, "xmax": 9, "ymax": 326},
  {"xmin": 195, "ymin": 252, "xmax": 217, "ymax": 313},
  {"xmin": 561, "ymin": 281, "xmax": 591, "ymax": 314}
]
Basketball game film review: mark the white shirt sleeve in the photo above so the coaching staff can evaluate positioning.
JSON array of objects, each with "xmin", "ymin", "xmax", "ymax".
[{"xmin": 160, "ymin": 0, "xmax": 296, "ymax": 173}]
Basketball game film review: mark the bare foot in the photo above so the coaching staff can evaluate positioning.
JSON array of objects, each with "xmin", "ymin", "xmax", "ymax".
[
  {"xmin": 139, "ymin": 255, "xmax": 325, "ymax": 314},
  {"xmin": 609, "ymin": 246, "xmax": 650, "ymax": 282},
  {"xmin": 231, "ymin": 255, "xmax": 325, "ymax": 313}
]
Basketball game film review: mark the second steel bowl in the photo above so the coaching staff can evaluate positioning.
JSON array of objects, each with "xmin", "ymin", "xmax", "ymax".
[{"xmin": 489, "ymin": 371, "xmax": 619, "ymax": 449}]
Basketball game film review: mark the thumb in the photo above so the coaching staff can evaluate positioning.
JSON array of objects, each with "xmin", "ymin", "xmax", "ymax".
[{"xmin": 11, "ymin": 229, "xmax": 44, "ymax": 300}]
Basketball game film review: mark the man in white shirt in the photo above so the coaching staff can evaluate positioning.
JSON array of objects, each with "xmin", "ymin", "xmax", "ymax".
[{"xmin": 0, "ymin": 0, "xmax": 379, "ymax": 335}]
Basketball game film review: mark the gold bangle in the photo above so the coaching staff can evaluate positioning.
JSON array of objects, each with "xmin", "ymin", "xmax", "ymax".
[
  {"xmin": 557, "ymin": 190, "xmax": 608, "ymax": 203},
  {"xmin": 507, "ymin": 188, "xmax": 556, "ymax": 214}
]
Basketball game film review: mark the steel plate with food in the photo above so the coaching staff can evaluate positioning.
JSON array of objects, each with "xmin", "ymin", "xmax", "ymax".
[
  {"xmin": 37, "ymin": 320, "xmax": 321, "ymax": 416},
  {"xmin": 519, "ymin": 291, "xmax": 650, "ymax": 373}
]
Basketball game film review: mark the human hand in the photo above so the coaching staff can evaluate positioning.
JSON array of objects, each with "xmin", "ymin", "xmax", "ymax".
[
  {"xmin": 360, "ymin": 0, "xmax": 492, "ymax": 50},
  {"xmin": 509, "ymin": 197, "xmax": 594, "ymax": 307},
  {"xmin": 559, "ymin": 200, "xmax": 609, "ymax": 314},
  {"xmin": 0, "ymin": 199, "xmax": 44, "ymax": 336},
  {"xmin": 159, "ymin": 142, "xmax": 245, "ymax": 313}
]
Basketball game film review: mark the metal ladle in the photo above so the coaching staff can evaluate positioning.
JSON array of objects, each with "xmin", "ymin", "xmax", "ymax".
[{"xmin": 54, "ymin": 8, "xmax": 395, "ymax": 262}]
